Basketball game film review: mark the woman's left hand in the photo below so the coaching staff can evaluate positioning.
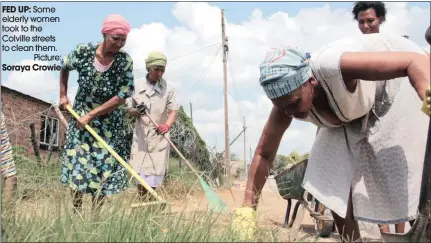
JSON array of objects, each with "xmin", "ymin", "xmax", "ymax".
[
  {"xmin": 421, "ymin": 86, "xmax": 431, "ymax": 116},
  {"xmin": 156, "ymin": 124, "xmax": 170, "ymax": 135},
  {"xmin": 77, "ymin": 114, "xmax": 94, "ymax": 128}
]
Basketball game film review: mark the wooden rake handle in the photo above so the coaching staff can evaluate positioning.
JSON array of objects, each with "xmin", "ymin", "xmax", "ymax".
[
  {"xmin": 52, "ymin": 103, "xmax": 69, "ymax": 128},
  {"xmin": 131, "ymin": 97, "xmax": 201, "ymax": 179},
  {"xmin": 65, "ymin": 105, "xmax": 166, "ymax": 203}
]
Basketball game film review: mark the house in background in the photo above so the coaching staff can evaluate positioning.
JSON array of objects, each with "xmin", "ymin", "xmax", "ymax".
[{"xmin": 1, "ymin": 85, "xmax": 70, "ymax": 162}]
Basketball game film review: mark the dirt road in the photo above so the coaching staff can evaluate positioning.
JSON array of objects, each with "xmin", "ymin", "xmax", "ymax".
[{"xmin": 171, "ymin": 177, "xmax": 386, "ymax": 242}]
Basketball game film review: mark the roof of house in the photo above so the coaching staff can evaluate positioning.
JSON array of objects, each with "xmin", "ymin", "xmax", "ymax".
[{"xmin": 1, "ymin": 85, "xmax": 53, "ymax": 107}]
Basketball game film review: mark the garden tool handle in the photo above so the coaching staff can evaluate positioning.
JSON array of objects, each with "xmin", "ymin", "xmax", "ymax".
[
  {"xmin": 65, "ymin": 105, "xmax": 166, "ymax": 203},
  {"xmin": 143, "ymin": 110, "xmax": 200, "ymax": 177},
  {"xmin": 418, "ymin": 96, "xmax": 431, "ymax": 212}
]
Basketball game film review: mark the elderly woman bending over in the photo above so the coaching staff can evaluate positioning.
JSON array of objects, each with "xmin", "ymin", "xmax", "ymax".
[{"xmin": 127, "ymin": 51, "xmax": 178, "ymax": 200}]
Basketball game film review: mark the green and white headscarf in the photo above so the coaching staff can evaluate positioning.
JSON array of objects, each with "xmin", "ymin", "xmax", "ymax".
[
  {"xmin": 259, "ymin": 47, "xmax": 312, "ymax": 99},
  {"xmin": 145, "ymin": 51, "xmax": 167, "ymax": 69}
]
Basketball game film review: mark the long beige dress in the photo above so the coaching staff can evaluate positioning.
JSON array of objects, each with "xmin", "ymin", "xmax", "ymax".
[
  {"xmin": 127, "ymin": 77, "xmax": 178, "ymax": 187},
  {"xmin": 298, "ymin": 33, "xmax": 428, "ymax": 224}
]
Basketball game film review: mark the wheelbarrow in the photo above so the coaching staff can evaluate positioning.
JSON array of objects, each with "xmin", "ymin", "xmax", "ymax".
[{"xmin": 274, "ymin": 159, "xmax": 335, "ymax": 239}]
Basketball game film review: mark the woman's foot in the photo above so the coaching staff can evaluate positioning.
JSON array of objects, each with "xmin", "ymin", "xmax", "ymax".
[
  {"xmin": 91, "ymin": 195, "xmax": 105, "ymax": 218},
  {"xmin": 2, "ymin": 175, "xmax": 18, "ymax": 213},
  {"xmin": 71, "ymin": 190, "xmax": 83, "ymax": 214},
  {"xmin": 379, "ymin": 224, "xmax": 390, "ymax": 234},
  {"xmin": 137, "ymin": 185, "xmax": 156, "ymax": 202},
  {"xmin": 331, "ymin": 191, "xmax": 361, "ymax": 242},
  {"xmin": 73, "ymin": 205, "xmax": 83, "ymax": 214}
]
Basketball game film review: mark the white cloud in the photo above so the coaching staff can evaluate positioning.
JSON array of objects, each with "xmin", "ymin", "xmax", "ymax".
[
  {"xmin": 124, "ymin": 1, "xmax": 429, "ymax": 158},
  {"xmin": 2, "ymin": 60, "xmax": 58, "ymax": 101},
  {"xmin": 3, "ymin": 2, "xmax": 430, "ymax": 159}
]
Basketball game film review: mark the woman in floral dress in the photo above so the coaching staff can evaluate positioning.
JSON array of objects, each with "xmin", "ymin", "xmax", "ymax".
[{"xmin": 59, "ymin": 14, "xmax": 134, "ymax": 212}]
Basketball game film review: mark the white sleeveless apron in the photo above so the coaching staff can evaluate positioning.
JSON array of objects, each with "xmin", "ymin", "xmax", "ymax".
[{"xmin": 299, "ymin": 33, "xmax": 429, "ymax": 224}]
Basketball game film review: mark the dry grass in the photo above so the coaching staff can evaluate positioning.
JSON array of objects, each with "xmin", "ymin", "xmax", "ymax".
[
  {"xmin": 4, "ymin": 150, "xmax": 387, "ymax": 242},
  {"xmin": 1, "ymin": 153, "xmax": 285, "ymax": 242}
]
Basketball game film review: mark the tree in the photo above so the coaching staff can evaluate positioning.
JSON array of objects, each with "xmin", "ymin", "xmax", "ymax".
[
  {"xmin": 230, "ymin": 153, "xmax": 239, "ymax": 161},
  {"xmin": 210, "ymin": 151, "xmax": 226, "ymax": 186},
  {"xmin": 271, "ymin": 151, "xmax": 310, "ymax": 175},
  {"xmin": 272, "ymin": 154, "xmax": 289, "ymax": 175},
  {"xmin": 286, "ymin": 150, "xmax": 309, "ymax": 164},
  {"xmin": 169, "ymin": 106, "xmax": 214, "ymax": 178}
]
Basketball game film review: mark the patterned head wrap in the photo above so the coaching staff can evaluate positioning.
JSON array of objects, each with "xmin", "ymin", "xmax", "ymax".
[
  {"xmin": 425, "ymin": 25, "xmax": 431, "ymax": 45},
  {"xmin": 259, "ymin": 47, "xmax": 312, "ymax": 99},
  {"xmin": 101, "ymin": 14, "xmax": 131, "ymax": 36},
  {"xmin": 145, "ymin": 51, "xmax": 167, "ymax": 69}
]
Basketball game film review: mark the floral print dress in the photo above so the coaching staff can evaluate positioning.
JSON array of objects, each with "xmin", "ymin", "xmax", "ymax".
[{"xmin": 59, "ymin": 42, "xmax": 134, "ymax": 196}]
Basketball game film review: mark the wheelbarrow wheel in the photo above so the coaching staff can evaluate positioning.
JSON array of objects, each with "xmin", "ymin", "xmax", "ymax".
[{"xmin": 314, "ymin": 204, "xmax": 334, "ymax": 237}]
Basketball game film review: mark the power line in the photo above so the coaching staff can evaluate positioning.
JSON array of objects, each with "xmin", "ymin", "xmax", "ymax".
[
  {"xmin": 170, "ymin": 43, "xmax": 221, "ymax": 61},
  {"xmin": 181, "ymin": 44, "xmax": 222, "ymax": 105},
  {"xmin": 134, "ymin": 42, "xmax": 221, "ymax": 72},
  {"xmin": 4, "ymin": 43, "xmax": 222, "ymax": 109},
  {"xmin": 227, "ymin": 54, "xmax": 246, "ymax": 124}
]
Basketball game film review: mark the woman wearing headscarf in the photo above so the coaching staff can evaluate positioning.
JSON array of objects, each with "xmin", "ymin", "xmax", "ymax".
[
  {"xmin": 426, "ymin": 25, "xmax": 431, "ymax": 46},
  {"xmin": 59, "ymin": 14, "xmax": 134, "ymax": 212},
  {"xmin": 231, "ymin": 32, "xmax": 430, "ymax": 242},
  {"xmin": 126, "ymin": 51, "xmax": 178, "ymax": 200}
]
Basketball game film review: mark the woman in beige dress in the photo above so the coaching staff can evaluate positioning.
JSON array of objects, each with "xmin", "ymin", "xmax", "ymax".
[{"xmin": 127, "ymin": 51, "xmax": 178, "ymax": 199}]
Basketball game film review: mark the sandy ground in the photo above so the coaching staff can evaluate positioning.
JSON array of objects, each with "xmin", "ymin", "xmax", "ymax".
[{"xmin": 168, "ymin": 177, "xmax": 405, "ymax": 242}]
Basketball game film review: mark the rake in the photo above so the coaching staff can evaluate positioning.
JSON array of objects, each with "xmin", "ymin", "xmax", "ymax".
[
  {"xmin": 131, "ymin": 98, "xmax": 227, "ymax": 212},
  {"xmin": 65, "ymin": 105, "xmax": 168, "ymax": 209}
]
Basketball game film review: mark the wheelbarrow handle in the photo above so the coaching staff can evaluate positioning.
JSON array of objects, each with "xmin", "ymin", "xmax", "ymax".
[{"xmin": 65, "ymin": 105, "xmax": 166, "ymax": 204}]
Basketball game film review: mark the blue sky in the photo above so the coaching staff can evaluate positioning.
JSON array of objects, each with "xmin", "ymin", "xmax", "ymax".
[{"xmin": 1, "ymin": 1, "xmax": 430, "ymax": 157}]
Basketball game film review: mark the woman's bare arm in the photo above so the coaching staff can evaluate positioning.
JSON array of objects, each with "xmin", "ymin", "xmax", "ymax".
[
  {"xmin": 127, "ymin": 108, "xmax": 140, "ymax": 118},
  {"xmin": 59, "ymin": 69, "xmax": 69, "ymax": 97},
  {"xmin": 165, "ymin": 110, "xmax": 177, "ymax": 127},
  {"xmin": 243, "ymin": 105, "xmax": 292, "ymax": 209},
  {"xmin": 340, "ymin": 52, "xmax": 430, "ymax": 100},
  {"xmin": 88, "ymin": 96, "xmax": 126, "ymax": 118}
]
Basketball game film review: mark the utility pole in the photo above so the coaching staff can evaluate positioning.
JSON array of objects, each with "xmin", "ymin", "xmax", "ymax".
[
  {"xmin": 190, "ymin": 102, "xmax": 193, "ymax": 125},
  {"xmin": 249, "ymin": 142, "xmax": 252, "ymax": 177},
  {"xmin": 243, "ymin": 116, "xmax": 246, "ymax": 180},
  {"xmin": 221, "ymin": 9, "xmax": 231, "ymax": 186}
]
